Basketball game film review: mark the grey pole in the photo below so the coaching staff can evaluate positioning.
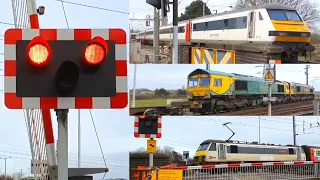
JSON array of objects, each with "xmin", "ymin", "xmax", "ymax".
[
  {"xmin": 172, "ymin": 0, "xmax": 178, "ymax": 64},
  {"xmin": 153, "ymin": 8, "xmax": 160, "ymax": 63},
  {"xmin": 56, "ymin": 109, "xmax": 69, "ymax": 180},
  {"xmin": 132, "ymin": 64, "xmax": 137, "ymax": 108},
  {"xmin": 268, "ymin": 64, "xmax": 272, "ymax": 116},
  {"xmin": 78, "ymin": 110, "xmax": 81, "ymax": 168},
  {"xmin": 293, "ymin": 116, "xmax": 297, "ymax": 145},
  {"xmin": 149, "ymin": 138, "xmax": 154, "ymax": 167}
]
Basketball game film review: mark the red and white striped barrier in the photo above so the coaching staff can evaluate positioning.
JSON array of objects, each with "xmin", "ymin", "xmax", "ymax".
[{"xmin": 167, "ymin": 161, "xmax": 320, "ymax": 170}]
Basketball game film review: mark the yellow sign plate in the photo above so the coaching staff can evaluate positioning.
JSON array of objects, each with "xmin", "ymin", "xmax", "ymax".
[
  {"xmin": 151, "ymin": 169, "xmax": 183, "ymax": 180},
  {"xmin": 265, "ymin": 70, "xmax": 273, "ymax": 79},
  {"xmin": 147, "ymin": 139, "xmax": 156, "ymax": 153}
]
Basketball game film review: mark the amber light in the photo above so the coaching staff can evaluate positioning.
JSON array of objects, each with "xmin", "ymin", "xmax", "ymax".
[
  {"xmin": 84, "ymin": 36, "xmax": 108, "ymax": 65},
  {"xmin": 27, "ymin": 36, "xmax": 51, "ymax": 66}
]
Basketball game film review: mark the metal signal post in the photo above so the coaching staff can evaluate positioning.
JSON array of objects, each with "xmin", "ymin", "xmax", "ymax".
[
  {"xmin": 268, "ymin": 63, "xmax": 272, "ymax": 116},
  {"xmin": 172, "ymin": 0, "xmax": 178, "ymax": 64},
  {"xmin": 154, "ymin": 8, "xmax": 160, "ymax": 63}
]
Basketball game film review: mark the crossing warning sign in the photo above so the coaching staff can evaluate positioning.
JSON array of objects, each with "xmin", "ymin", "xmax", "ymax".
[{"xmin": 263, "ymin": 69, "xmax": 274, "ymax": 83}]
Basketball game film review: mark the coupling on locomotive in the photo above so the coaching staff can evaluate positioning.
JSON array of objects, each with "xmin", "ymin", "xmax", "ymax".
[
  {"xmin": 194, "ymin": 139, "xmax": 320, "ymax": 165},
  {"xmin": 134, "ymin": 3, "xmax": 315, "ymax": 63},
  {"xmin": 186, "ymin": 69, "xmax": 315, "ymax": 114}
]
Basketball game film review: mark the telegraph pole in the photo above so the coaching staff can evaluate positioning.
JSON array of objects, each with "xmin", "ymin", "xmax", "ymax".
[
  {"xmin": 172, "ymin": 0, "xmax": 178, "ymax": 64},
  {"xmin": 0, "ymin": 157, "xmax": 10, "ymax": 176},
  {"xmin": 153, "ymin": 8, "xmax": 160, "ymax": 63},
  {"xmin": 293, "ymin": 116, "xmax": 297, "ymax": 145},
  {"xmin": 305, "ymin": 65, "xmax": 310, "ymax": 85}
]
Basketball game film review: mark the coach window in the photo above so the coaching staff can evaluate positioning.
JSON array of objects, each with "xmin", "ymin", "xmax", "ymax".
[
  {"xmin": 223, "ymin": 19, "xmax": 228, "ymax": 29},
  {"xmin": 193, "ymin": 24, "xmax": 197, "ymax": 31},
  {"xmin": 188, "ymin": 78, "xmax": 198, "ymax": 87},
  {"xmin": 214, "ymin": 79, "xmax": 222, "ymax": 86},
  {"xmin": 311, "ymin": 89, "xmax": 314, "ymax": 93},
  {"xmin": 278, "ymin": 85, "xmax": 284, "ymax": 92},
  {"xmin": 288, "ymin": 148, "xmax": 294, "ymax": 154},
  {"xmin": 297, "ymin": 86, "xmax": 301, "ymax": 92},
  {"xmin": 235, "ymin": 80, "xmax": 247, "ymax": 91},
  {"xmin": 209, "ymin": 143, "xmax": 216, "ymax": 151},
  {"xmin": 230, "ymin": 145, "xmax": 238, "ymax": 153},
  {"xmin": 228, "ymin": 18, "xmax": 236, "ymax": 29}
]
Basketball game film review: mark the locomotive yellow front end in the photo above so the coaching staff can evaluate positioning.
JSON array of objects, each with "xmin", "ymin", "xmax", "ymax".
[{"xmin": 267, "ymin": 8, "xmax": 315, "ymax": 62}]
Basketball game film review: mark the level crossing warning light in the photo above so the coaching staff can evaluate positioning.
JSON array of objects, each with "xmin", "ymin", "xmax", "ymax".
[
  {"xmin": 134, "ymin": 116, "xmax": 162, "ymax": 138},
  {"xmin": 3, "ymin": 28, "xmax": 128, "ymax": 109}
]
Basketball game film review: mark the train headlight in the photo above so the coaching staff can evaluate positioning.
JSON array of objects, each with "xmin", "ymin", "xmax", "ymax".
[
  {"xmin": 301, "ymin": 33, "xmax": 310, "ymax": 37},
  {"xmin": 187, "ymin": 92, "xmax": 193, "ymax": 99}
]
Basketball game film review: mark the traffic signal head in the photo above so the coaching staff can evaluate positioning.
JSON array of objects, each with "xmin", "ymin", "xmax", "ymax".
[
  {"xmin": 146, "ymin": 0, "xmax": 161, "ymax": 9},
  {"xmin": 16, "ymin": 32, "xmax": 116, "ymax": 97},
  {"xmin": 134, "ymin": 116, "xmax": 162, "ymax": 138},
  {"xmin": 4, "ymin": 28, "xmax": 128, "ymax": 110}
]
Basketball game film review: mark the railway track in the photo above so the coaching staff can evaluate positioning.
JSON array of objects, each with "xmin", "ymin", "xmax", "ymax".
[
  {"xmin": 215, "ymin": 101, "xmax": 315, "ymax": 116},
  {"xmin": 129, "ymin": 100, "xmax": 318, "ymax": 116}
]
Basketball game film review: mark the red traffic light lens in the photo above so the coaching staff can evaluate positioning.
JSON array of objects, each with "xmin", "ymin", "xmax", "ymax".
[
  {"xmin": 83, "ymin": 36, "xmax": 108, "ymax": 65},
  {"xmin": 84, "ymin": 44, "xmax": 105, "ymax": 65},
  {"xmin": 27, "ymin": 36, "xmax": 50, "ymax": 66}
]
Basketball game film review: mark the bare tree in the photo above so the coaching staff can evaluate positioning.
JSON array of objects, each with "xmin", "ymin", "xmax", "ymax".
[{"xmin": 234, "ymin": 0, "xmax": 320, "ymax": 29}]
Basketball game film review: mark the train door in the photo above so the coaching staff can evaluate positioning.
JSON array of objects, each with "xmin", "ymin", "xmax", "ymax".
[
  {"xmin": 248, "ymin": 11, "xmax": 255, "ymax": 39},
  {"xmin": 185, "ymin": 22, "xmax": 191, "ymax": 42},
  {"xmin": 297, "ymin": 148, "xmax": 302, "ymax": 160},
  {"xmin": 218, "ymin": 144, "xmax": 226, "ymax": 160}
]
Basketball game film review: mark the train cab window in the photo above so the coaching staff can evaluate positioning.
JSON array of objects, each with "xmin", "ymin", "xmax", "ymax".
[
  {"xmin": 197, "ymin": 143, "xmax": 210, "ymax": 151},
  {"xmin": 209, "ymin": 143, "xmax": 216, "ymax": 151},
  {"xmin": 193, "ymin": 24, "xmax": 196, "ymax": 31},
  {"xmin": 235, "ymin": 80, "xmax": 248, "ymax": 91},
  {"xmin": 267, "ymin": 9, "xmax": 302, "ymax": 21},
  {"xmin": 200, "ymin": 78, "xmax": 210, "ymax": 86},
  {"xmin": 214, "ymin": 79, "xmax": 222, "ymax": 86},
  {"xmin": 188, "ymin": 78, "xmax": 198, "ymax": 87},
  {"xmin": 316, "ymin": 151, "xmax": 320, "ymax": 156},
  {"xmin": 259, "ymin": 12, "xmax": 263, "ymax": 20}
]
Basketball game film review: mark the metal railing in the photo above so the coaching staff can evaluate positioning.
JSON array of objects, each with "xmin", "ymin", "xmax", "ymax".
[{"xmin": 131, "ymin": 161, "xmax": 320, "ymax": 180}]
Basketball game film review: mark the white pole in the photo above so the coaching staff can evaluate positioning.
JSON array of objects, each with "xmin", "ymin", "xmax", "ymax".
[
  {"xmin": 78, "ymin": 109, "xmax": 81, "ymax": 168},
  {"xmin": 132, "ymin": 64, "xmax": 137, "ymax": 108}
]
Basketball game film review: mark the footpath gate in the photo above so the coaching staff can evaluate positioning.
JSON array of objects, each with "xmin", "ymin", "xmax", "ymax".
[{"xmin": 131, "ymin": 161, "xmax": 320, "ymax": 180}]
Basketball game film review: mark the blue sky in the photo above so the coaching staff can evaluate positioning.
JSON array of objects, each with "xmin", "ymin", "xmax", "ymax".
[
  {"xmin": 128, "ymin": 64, "xmax": 320, "ymax": 91},
  {"xmin": 129, "ymin": 0, "xmax": 320, "ymax": 32}
]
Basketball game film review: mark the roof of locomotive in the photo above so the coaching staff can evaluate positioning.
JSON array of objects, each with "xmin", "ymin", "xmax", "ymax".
[
  {"xmin": 138, "ymin": 3, "xmax": 296, "ymax": 32},
  {"xmin": 180, "ymin": 3, "xmax": 295, "ymax": 23},
  {"xmin": 188, "ymin": 69, "xmax": 266, "ymax": 82},
  {"xmin": 200, "ymin": 139, "xmax": 300, "ymax": 147}
]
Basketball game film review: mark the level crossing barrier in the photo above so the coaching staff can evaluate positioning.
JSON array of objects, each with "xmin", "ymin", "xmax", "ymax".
[{"xmin": 131, "ymin": 161, "xmax": 320, "ymax": 180}]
